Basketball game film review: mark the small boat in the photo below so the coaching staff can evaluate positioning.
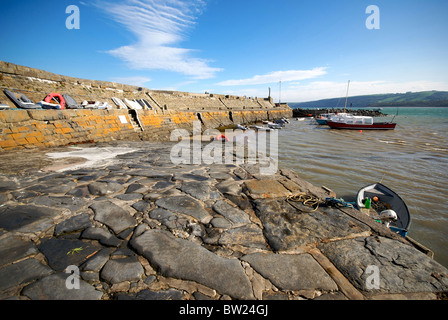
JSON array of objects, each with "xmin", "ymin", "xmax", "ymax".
[
  {"xmin": 236, "ymin": 124, "xmax": 249, "ymax": 131},
  {"xmin": 124, "ymin": 98, "xmax": 143, "ymax": 110},
  {"xmin": 356, "ymin": 183, "xmax": 411, "ymax": 236},
  {"xmin": 112, "ymin": 97, "xmax": 128, "ymax": 109},
  {"xmin": 317, "ymin": 112, "xmax": 353, "ymax": 125},
  {"xmin": 4, "ymin": 89, "xmax": 41, "ymax": 109},
  {"xmin": 44, "ymin": 93, "xmax": 66, "ymax": 109},
  {"xmin": 81, "ymin": 101, "xmax": 111, "ymax": 109},
  {"xmin": 252, "ymin": 125, "xmax": 273, "ymax": 132},
  {"xmin": 63, "ymin": 94, "xmax": 83, "ymax": 109},
  {"xmin": 259, "ymin": 122, "xmax": 282, "ymax": 129},
  {"xmin": 274, "ymin": 119, "xmax": 288, "ymax": 126},
  {"xmin": 314, "ymin": 113, "xmax": 335, "ymax": 125},
  {"xmin": 326, "ymin": 115, "xmax": 396, "ymax": 130},
  {"xmin": 0, "ymin": 101, "xmax": 10, "ymax": 110},
  {"xmin": 38, "ymin": 101, "xmax": 62, "ymax": 109},
  {"xmin": 97, "ymin": 102, "xmax": 111, "ymax": 110},
  {"xmin": 268, "ymin": 123, "xmax": 282, "ymax": 129}
]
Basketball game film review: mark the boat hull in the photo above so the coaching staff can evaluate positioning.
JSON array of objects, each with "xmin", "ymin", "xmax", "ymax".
[
  {"xmin": 314, "ymin": 118, "xmax": 327, "ymax": 125},
  {"xmin": 356, "ymin": 183, "xmax": 411, "ymax": 236},
  {"xmin": 326, "ymin": 121, "xmax": 396, "ymax": 130}
]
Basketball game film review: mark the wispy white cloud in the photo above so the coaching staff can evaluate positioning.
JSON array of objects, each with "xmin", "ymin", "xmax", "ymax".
[
  {"xmin": 110, "ymin": 76, "xmax": 152, "ymax": 87},
  {"xmin": 98, "ymin": 0, "xmax": 221, "ymax": 79},
  {"xmin": 216, "ymin": 68, "xmax": 327, "ymax": 86}
]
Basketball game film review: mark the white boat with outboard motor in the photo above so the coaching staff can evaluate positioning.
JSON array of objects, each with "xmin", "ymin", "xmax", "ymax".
[{"xmin": 357, "ymin": 182, "xmax": 411, "ymax": 237}]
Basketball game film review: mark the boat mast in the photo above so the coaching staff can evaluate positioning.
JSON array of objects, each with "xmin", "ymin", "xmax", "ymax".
[
  {"xmin": 279, "ymin": 80, "xmax": 282, "ymax": 104},
  {"xmin": 344, "ymin": 80, "xmax": 350, "ymax": 113}
]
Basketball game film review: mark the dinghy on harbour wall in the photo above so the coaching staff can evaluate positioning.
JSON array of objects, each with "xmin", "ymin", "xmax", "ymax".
[
  {"xmin": 44, "ymin": 93, "xmax": 66, "ymax": 109},
  {"xmin": 4, "ymin": 89, "xmax": 40, "ymax": 109},
  {"xmin": 0, "ymin": 100, "xmax": 10, "ymax": 110},
  {"xmin": 63, "ymin": 94, "xmax": 83, "ymax": 109}
]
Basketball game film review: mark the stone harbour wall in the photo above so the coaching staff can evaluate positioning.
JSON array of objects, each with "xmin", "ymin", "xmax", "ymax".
[{"xmin": 0, "ymin": 61, "xmax": 292, "ymax": 151}]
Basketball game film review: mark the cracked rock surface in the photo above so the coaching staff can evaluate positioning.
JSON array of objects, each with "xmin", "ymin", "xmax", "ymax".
[{"xmin": 0, "ymin": 141, "xmax": 447, "ymax": 300}]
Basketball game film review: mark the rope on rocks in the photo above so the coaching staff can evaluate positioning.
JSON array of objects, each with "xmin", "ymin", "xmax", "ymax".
[
  {"xmin": 286, "ymin": 192, "xmax": 322, "ymax": 213},
  {"xmin": 324, "ymin": 197, "xmax": 355, "ymax": 209},
  {"xmin": 286, "ymin": 194, "xmax": 356, "ymax": 214}
]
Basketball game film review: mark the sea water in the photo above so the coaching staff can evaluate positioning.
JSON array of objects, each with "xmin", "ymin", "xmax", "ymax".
[{"xmin": 277, "ymin": 107, "xmax": 448, "ymax": 268}]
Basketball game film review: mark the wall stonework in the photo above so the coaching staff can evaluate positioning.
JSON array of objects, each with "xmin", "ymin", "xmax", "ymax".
[{"xmin": 0, "ymin": 61, "xmax": 292, "ymax": 150}]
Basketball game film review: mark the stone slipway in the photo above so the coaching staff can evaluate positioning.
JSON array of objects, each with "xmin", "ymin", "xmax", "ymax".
[{"xmin": 0, "ymin": 141, "xmax": 447, "ymax": 300}]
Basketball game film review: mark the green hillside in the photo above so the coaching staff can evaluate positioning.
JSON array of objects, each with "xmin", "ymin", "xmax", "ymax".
[{"xmin": 289, "ymin": 91, "xmax": 448, "ymax": 109}]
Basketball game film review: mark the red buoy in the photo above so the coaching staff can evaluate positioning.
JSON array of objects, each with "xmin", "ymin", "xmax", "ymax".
[{"xmin": 215, "ymin": 135, "xmax": 229, "ymax": 142}]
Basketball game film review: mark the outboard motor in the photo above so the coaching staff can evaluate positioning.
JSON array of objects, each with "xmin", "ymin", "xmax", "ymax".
[{"xmin": 379, "ymin": 209, "xmax": 398, "ymax": 227}]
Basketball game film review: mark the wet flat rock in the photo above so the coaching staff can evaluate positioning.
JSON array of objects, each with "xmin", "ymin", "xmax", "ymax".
[
  {"xmin": 31, "ymin": 196, "xmax": 87, "ymax": 213},
  {"xmin": 212, "ymin": 200, "xmax": 251, "ymax": 227},
  {"xmin": 81, "ymin": 227, "xmax": 122, "ymax": 247},
  {"xmin": 88, "ymin": 181, "xmax": 124, "ymax": 196},
  {"xmin": 243, "ymin": 179, "xmax": 291, "ymax": 199},
  {"xmin": 22, "ymin": 273, "xmax": 103, "ymax": 300},
  {"xmin": 89, "ymin": 201, "xmax": 137, "ymax": 235},
  {"xmin": 38, "ymin": 238, "xmax": 103, "ymax": 272},
  {"xmin": 0, "ymin": 205, "xmax": 60, "ymax": 234},
  {"xmin": 253, "ymin": 199, "xmax": 370, "ymax": 252},
  {"xmin": 54, "ymin": 213, "xmax": 92, "ymax": 236},
  {"xmin": 149, "ymin": 208, "xmax": 189, "ymax": 231},
  {"xmin": 81, "ymin": 248, "xmax": 111, "ymax": 273},
  {"xmin": 319, "ymin": 236, "xmax": 448, "ymax": 295},
  {"xmin": 0, "ymin": 236, "xmax": 38, "ymax": 267},
  {"xmin": 155, "ymin": 195, "xmax": 211, "ymax": 223},
  {"xmin": 0, "ymin": 259, "xmax": 53, "ymax": 292},
  {"xmin": 130, "ymin": 229, "xmax": 254, "ymax": 299},
  {"xmin": 118, "ymin": 288, "xmax": 184, "ymax": 300},
  {"xmin": 100, "ymin": 257, "xmax": 144, "ymax": 284},
  {"xmin": 180, "ymin": 181, "xmax": 217, "ymax": 201},
  {"xmin": 218, "ymin": 225, "xmax": 268, "ymax": 249},
  {"xmin": 242, "ymin": 253, "xmax": 338, "ymax": 291}
]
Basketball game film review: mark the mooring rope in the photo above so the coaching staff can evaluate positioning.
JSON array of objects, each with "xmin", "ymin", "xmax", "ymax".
[
  {"xmin": 286, "ymin": 193, "xmax": 322, "ymax": 213},
  {"xmin": 286, "ymin": 193, "xmax": 356, "ymax": 214}
]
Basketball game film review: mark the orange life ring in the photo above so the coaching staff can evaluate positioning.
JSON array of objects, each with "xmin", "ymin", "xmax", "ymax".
[{"xmin": 44, "ymin": 93, "xmax": 66, "ymax": 109}]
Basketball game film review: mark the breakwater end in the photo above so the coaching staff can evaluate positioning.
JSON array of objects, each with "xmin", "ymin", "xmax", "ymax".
[
  {"xmin": 293, "ymin": 108, "xmax": 386, "ymax": 118},
  {"xmin": 0, "ymin": 142, "xmax": 447, "ymax": 300},
  {"xmin": 0, "ymin": 61, "xmax": 292, "ymax": 151}
]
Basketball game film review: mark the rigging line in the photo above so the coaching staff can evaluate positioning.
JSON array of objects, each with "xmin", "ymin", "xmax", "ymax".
[{"xmin": 344, "ymin": 80, "xmax": 351, "ymax": 113}]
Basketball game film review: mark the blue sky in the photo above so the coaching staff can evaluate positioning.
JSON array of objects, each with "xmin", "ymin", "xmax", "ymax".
[{"xmin": 1, "ymin": 0, "xmax": 447, "ymax": 102}]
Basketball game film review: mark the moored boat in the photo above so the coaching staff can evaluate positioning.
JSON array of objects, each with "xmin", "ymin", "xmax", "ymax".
[
  {"xmin": 326, "ymin": 115, "xmax": 396, "ymax": 130},
  {"xmin": 314, "ymin": 113, "xmax": 335, "ymax": 125},
  {"xmin": 251, "ymin": 125, "xmax": 274, "ymax": 131},
  {"xmin": 357, "ymin": 183, "xmax": 411, "ymax": 236},
  {"xmin": 236, "ymin": 124, "xmax": 249, "ymax": 131},
  {"xmin": 261, "ymin": 121, "xmax": 283, "ymax": 129}
]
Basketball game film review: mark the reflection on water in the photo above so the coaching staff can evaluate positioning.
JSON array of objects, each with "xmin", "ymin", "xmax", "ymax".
[{"xmin": 277, "ymin": 108, "xmax": 448, "ymax": 267}]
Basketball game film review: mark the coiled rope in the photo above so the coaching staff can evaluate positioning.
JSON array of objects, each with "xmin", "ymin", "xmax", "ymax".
[
  {"xmin": 286, "ymin": 193, "xmax": 322, "ymax": 213},
  {"xmin": 286, "ymin": 194, "xmax": 355, "ymax": 214}
]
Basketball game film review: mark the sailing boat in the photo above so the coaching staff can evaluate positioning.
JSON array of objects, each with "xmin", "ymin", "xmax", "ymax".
[
  {"xmin": 315, "ymin": 81, "xmax": 352, "ymax": 125},
  {"xmin": 326, "ymin": 80, "xmax": 397, "ymax": 130}
]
